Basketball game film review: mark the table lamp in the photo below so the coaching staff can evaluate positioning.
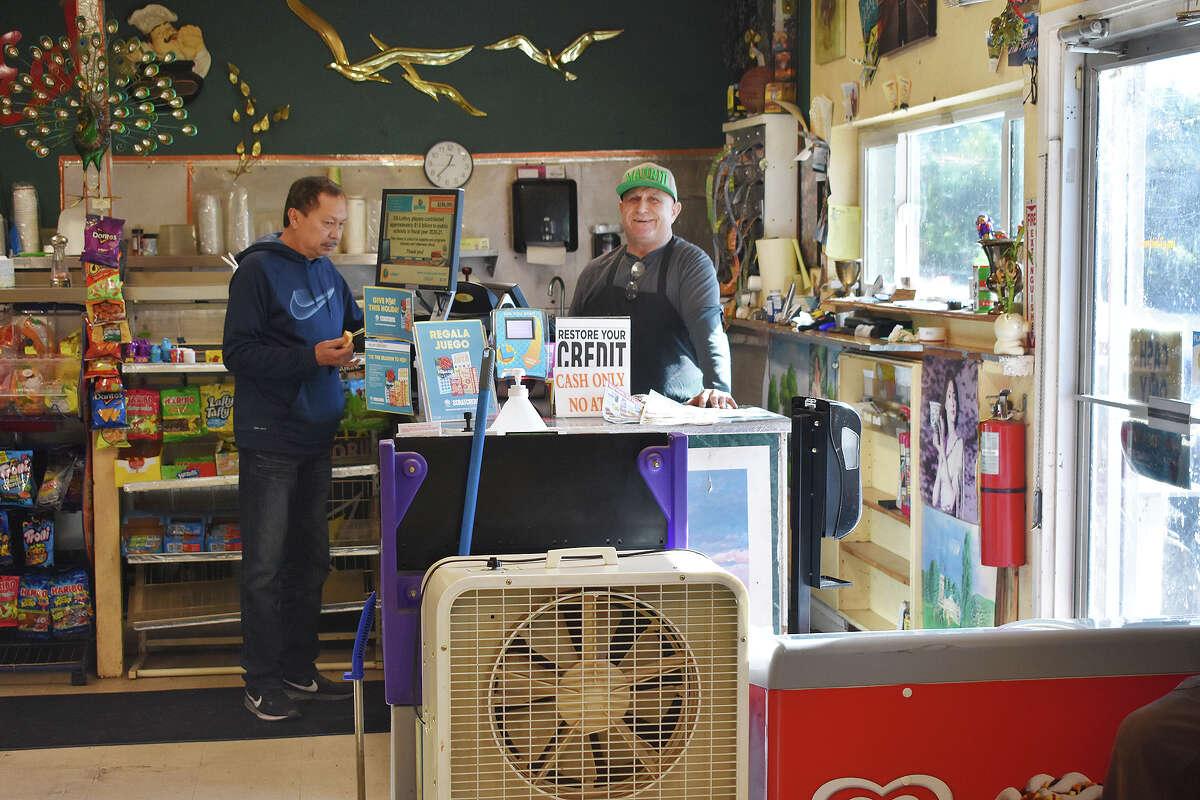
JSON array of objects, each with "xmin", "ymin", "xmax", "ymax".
[{"xmin": 825, "ymin": 205, "xmax": 862, "ymax": 297}]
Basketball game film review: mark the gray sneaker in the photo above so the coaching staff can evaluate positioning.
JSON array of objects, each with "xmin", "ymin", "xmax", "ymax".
[
  {"xmin": 244, "ymin": 688, "xmax": 301, "ymax": 721},
  {"xmin": 283, "ymin": 673, "xmax": 353, "ymax": 701}
]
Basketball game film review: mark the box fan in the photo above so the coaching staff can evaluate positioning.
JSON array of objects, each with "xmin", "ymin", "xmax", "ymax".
[{"xmin": 418, "ymin": 546, "xmax": 747, "ymax": 800}]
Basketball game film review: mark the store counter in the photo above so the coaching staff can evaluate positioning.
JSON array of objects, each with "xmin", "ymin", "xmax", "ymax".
[
  {"xmin": 380, "ymin": 411, "xmax": 788, "ymax": 799},
  {"xmin": 749, "ymin": 619, "xmax": 1200, "ymax": 800}
]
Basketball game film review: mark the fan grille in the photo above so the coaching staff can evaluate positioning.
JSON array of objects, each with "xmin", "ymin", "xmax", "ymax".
[{"xmin": 448, "ymin": 583, "xmax": 741, "ymax": 800}]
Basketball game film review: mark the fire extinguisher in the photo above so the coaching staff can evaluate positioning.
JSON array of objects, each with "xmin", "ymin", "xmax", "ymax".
[{"xmin": 979, "ymin": 390, "xmax": 1026, "ymax": 567}]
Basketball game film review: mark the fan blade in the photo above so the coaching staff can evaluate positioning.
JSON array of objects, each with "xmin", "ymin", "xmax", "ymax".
[
  {"xmin": 626, "ymin": 653, "xmax": 688, "ymax": 689},
  {"xmin": 618, "ymin": 618, "xmax": 666, "ymax": 670},
  {"xmin": 534, "ymin": 720, "xmax": 580, "ymax": 780},
  {"xmin": 546, "ymin": 723, "xmax": 598, "ymax": 789},
  {"xmin": 526, "ymin": 607, "xmax": 580, "ymax": 670},
  {"xmin": 588, "ymin": 727, "xmax": 639, "ymax": 788},
  {"xmin": 503, "ymin": 712, "xmax": 566, "ymax": 775},
  {"xmin": 495, "ymin": 668, "xmax": 559, "ymax": 709},
  {"xmin": 610, "ymin": 721, "xmax": 663, "ymax": 775}
]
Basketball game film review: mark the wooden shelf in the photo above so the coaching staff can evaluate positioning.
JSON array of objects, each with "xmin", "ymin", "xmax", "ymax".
[
  {"xmin": 862, "ymin": 487, "xmax": 911, "ymax": 525},
  {"xmin": 122, "ymin": 362, "xmax": 228, "ymax": 374},
  {"xmin": 839, "ymin": 607, "xmax": 897, "ymax": 632},
  {"xmin": 841, "ymin": 540, "xmax": 910, "ymax": 585},
  {"xmin": 0, "ymin": 287, "xmax": 86, "ymax": 303},
  {"xmin": 826, "ymin": 298, "xmax": 1000, "ymax": 322},
  {"xmin": 726, "ymin": 317, "xmax": 1014, "ymax": 362}
]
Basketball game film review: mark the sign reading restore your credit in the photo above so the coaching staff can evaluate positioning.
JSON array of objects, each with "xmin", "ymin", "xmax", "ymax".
[{"xmin": 553, "ymin": 317, "xmax": 630, "ymax": 417}]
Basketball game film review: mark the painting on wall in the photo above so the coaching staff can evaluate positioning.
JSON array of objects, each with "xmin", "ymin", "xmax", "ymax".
[
  {"xmin": 878, "ymin": 0, "xmax": 937, "ymax": 57},
  {"xmin": 687, "ymin": 446, "xmax": 773, "ymax": 629},
  {"xmin": 919, "ymin": 354, "xmax": 979, "ymax": 524},
  {"xmin": 921, "ymin": 506, "xmax": 996, "ymax": 629},
  {"xmin": 765, "ymin": 336, "xmax": 842, "ymax": 414},
  {"xmin": 814, "ymin": 0, "xmax": 846, "ymax": 65}
]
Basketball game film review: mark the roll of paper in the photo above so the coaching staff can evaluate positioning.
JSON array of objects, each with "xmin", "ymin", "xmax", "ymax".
[
  {"xmin": 756, "ymin": 237, "xmax": 800, "ymax": 297},
  {"xmin": 12, "ymin": 183, "xmax": 39, "ymax": 254},
  {"xmin": 343, "ymin": 195, "xmax": 366, "ymax": 254},
  {"xmin": 196, "ymin": 193, "xmax": 223, "ymax": 255}
]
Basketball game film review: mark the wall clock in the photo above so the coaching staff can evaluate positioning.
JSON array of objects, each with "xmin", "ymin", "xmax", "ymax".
[{"xmin": 424, "ymin": 140, "xmax": 474, "ymax": 189}]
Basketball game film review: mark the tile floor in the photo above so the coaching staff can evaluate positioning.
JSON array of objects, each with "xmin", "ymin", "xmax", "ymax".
[{"xmin": 0, "ymin": 670, "xmax": 398, "ymax": 800}]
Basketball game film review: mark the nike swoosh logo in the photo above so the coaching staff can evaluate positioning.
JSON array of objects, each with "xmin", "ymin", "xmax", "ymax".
[
  {"xmin": 249, "ymin": 694, "xmax": 263, "ymax": 707},
  {"xmin": 291, "ymin": 680, "xmax": 317, "ymax": 692},
  {"xmin": 289, "ymin": 287, "xmax": 336, "ymax": 320}
]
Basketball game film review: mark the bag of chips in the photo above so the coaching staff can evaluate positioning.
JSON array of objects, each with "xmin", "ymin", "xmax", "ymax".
[
  {"xmin": 161, "ymin": 386, "xmax": 203, "ymax": 441},
  {"xmin": 0, "ymin": 450, "xmax": 35, "ymax": 506},
  {"xmin": 83, "ymin": 214, "xmax": 125, "ymax": 268},
  {"xmin": 22, "ymin": 518, "xmax": 53, "ymax": 567},
  {"xmin": 200, "ymin": 383, "xmax": 234, "ymax": 437},
  {"xmin": 51, "ymin": 568, "xmax": 92, "ymax": 639},
  {"xmin": 0, "ymin": 510, "xmax": 11, "ymax": 567},
  {"xmin": 126, "ymin": 388, "xmax": 161, "ymax": 441},
  {"xmin": 0, "ymin": 574, "xmax": 18, "ymax": 627},
  {"xmin": 17, "ymin": 572, "xmax": 51, "ymax": 639},
  {"xmin": 91, "ymin": 383, "xmax": 127, "ymax": 428}
]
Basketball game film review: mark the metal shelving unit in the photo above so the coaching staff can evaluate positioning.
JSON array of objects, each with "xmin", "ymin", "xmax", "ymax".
[{"xmin": 0, "ymin": 637, "xmax": 90, "ymax": 686}]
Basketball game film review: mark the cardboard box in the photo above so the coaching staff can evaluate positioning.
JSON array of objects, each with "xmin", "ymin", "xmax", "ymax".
[{"xmin": 115, "ymin": 455, "xmax": 162, "ymax": 487}]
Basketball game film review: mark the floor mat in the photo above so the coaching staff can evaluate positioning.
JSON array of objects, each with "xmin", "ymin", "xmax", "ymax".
[{"xmin": 0, "ymin": 681, "xmax": 390, "ymax": 750}]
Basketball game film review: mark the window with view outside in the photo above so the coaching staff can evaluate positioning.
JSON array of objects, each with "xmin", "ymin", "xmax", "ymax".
[
  {"xmin": 1085, "ymin": 49, "xmax": 1200, "ymax": 620},
  {"xmin": 863, "ymin": 110, "xmax": 1023, "ymax": 301}
]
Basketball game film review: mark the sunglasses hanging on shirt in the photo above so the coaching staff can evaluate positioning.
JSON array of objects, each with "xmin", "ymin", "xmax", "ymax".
[{"xmin": 625, "ymin": 260, "xmax": 645, "ymax": 301}]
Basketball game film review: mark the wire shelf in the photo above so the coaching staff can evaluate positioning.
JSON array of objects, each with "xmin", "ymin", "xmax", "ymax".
[{"xmin": 0, "ymin": 634, "xmax": 91, "ymax": 685}]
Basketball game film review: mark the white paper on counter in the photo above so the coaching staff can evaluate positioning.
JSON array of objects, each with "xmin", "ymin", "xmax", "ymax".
[{"xmin": 526, "ymin": 244, "xmax": 566, "ymax": 266}]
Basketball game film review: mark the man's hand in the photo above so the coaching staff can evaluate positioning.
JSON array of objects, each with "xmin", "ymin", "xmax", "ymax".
[
  {"xmin": 315, "ymin": 334, "xmax": 355, "ymax": 367},
  {"xmin": 686, "ymin": 389, "xmax": 738, "ymax": 409}
]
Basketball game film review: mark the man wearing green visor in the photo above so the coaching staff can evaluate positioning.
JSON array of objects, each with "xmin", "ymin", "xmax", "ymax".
[{"xmin": 569, "ymin": 162, "xmax": 736, "ymax": 408}]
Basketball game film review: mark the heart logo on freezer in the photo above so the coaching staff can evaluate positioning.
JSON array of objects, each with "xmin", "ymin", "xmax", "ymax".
[{"xmin": 812, "ymin": 775, "xmax": 953, "ymax": 800}]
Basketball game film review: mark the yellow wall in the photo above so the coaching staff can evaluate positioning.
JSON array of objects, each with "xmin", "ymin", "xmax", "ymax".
[{"xmin": 810, "ymin": 0, "xmax": 1039, "ymax": 205}]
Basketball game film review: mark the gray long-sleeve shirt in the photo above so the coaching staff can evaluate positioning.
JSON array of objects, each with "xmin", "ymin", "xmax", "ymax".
[{"xmin": 569, "ymin": 236, "xmax": 732, "ymax": 394}]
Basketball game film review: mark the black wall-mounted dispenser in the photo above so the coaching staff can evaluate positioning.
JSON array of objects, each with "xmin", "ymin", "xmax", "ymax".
[{"xmin": 512, "ymin": 178, "xmax": 578, "ymax": 253}]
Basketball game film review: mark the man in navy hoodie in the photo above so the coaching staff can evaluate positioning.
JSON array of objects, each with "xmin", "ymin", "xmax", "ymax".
[{"xmin": 223, "ymin": 176, "xmax": 363, "ymax": 721}]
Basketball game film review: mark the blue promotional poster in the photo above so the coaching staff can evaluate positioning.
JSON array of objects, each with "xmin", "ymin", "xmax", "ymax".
[
  {"xmin": 413, "ymin": 319, "xmax": 496, "ymax": 421},
  {"xmin": 364, "ymin": 286, "xmax": 415, "ymax": 342},
  {"xmin": 364, "ymin": 340, "xmax": 413, "ymax": 415}
]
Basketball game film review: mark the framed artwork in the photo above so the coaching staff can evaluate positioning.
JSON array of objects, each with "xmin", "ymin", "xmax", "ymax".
[
  {"xmin": 919, "ymin": 355, "xmax": 979, "ymax": 524},
  {"xmin": 921, "ymin": 507, "xmax": 997, "ymax": 629},
  {"xmin": 814, "ymin": 0, "xmax": 846, "ymax": 65},
  {"xmin": 878, "ymin": 0, "xmax": 937, "ymax": 57}
]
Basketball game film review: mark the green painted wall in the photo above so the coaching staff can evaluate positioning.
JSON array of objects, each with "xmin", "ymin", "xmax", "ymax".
[{"xmin": 2, "ymin": 0, "xmax": 732, "ymax": 225}]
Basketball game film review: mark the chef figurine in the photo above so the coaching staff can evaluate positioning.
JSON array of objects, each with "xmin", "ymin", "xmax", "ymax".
[{"xmin": 127, "ymin": 4, "xmax": 211, "ymax": 104}]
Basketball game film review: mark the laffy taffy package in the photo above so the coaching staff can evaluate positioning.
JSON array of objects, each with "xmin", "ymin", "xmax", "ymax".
[
  {"xmin": 200, "ymin": 383, "xmax": 234, "ymax": 436},
  {"xmin": 161, "ymin": 386, "xmax": 203, "ymax": 441},
  {"xmin": 0, "ymin": 450, "xmax": 35, "ymax": 506},
  {"xmin": 22, "ymin": 518, "xmax": 53, "ymax": 567},
  {"xmin": 83, "ymin": 214, "xmax": 125, "ymax": 268}
]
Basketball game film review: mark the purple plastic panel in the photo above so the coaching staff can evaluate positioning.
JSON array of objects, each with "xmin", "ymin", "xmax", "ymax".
[
  {"xmin": 379, "ymin": 438, "xmax": 427, "ymax": 707},
  {"xmin": 637, "ymin": 432, "xmax": 688, "ymax": 549}
]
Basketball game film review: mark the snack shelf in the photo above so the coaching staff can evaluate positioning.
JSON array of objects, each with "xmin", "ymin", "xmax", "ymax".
[
  {"xmin": 122, "ymin": 362, "xmax": 228, "ymax": 374},
  {"xmin": 120, "ymin": 463, "xmax": 379, "ymax": 492},
  {"xmin": 125, "ymin": 543, "xmax": 380, "ymax": 564},
  {"xmin": 0, "ymin": 635, "xmax": 90, "ymax": 685},
  {"xmin": 127, "ymin": 568, "xmax": 373, "ymax": 631}
]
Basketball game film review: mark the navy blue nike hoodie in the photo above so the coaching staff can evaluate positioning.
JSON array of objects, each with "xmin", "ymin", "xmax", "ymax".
[{"xmin": 222, "ymin": 234, "xmax": 364, "ymax": 454}]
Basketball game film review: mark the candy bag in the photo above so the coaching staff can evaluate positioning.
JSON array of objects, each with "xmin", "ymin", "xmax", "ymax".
[
  {"xmin": 22, "ymin": 518, "xmax": 54, "ymax": 567},
  {"xmin": 19, "ymin": 314, "xmax": 57, "ymax": 355},
  {"xmin": 0, "ymin": 574, "xmax": 18, "ymax": 627},
  {"xmin": 161, "ymin": 386, "xmax": 203, "ymax": 441},
  {"xmin": 200, "ymin": 383, "xmax": 234, "ymax": 437},
  {"xmin": 83, "ymin": 214, "xmax": 125, "ymax": 268},
  {"xmin": 51, "ymin": 568, "xmax": 92, "ymax": 639},
  {"xmin": 17, "ymin": 572, "xmax": 51, "ymax": 639},
  {"xmin": 0, "ymin": 510, "xmax": 11, "ymax": 567},
  {"xmin": 126, "ymin": 388, "xmax": 161, "ymax": 441},
  {"xmin": 0, "ymin": 450, "xmax": 35, "ymax": 506}
]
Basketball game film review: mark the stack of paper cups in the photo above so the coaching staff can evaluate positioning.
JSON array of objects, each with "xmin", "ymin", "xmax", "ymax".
[
  {"xmin": 11, "ymin": 183, "xmax": 39, "ymax": 254},
  {"xmin": 196, "ymin": 192, "xmax": 223, "ymax": 255},
  {"xmin": 225, "ymin": 184, "xmax": 252, "ymax": 253},
  {"xmin": 343, "ymin": 195, "xmax": 366, "ymax": 254}
]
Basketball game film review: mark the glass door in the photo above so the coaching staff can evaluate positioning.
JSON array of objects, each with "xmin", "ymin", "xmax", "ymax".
[{"xmin": 1079, "ymin": 28, "xmax": 1200, "ymax": 619}]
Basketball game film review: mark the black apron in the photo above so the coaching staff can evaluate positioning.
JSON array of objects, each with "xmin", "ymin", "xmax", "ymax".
[{"xmin": 577, "ymin": 237, "xmax": 704, "ymax": 402}]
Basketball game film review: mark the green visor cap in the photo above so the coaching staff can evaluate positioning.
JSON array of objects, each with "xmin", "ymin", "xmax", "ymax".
[{"xmin": 616, "ymin": 162, "xmax": 678, "ymax": 201}]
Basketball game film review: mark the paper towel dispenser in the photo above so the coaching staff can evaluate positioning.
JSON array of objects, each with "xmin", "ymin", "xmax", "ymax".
[{"xmin": 512, "ymin": 178, "xmax": 578, "ymax": 253}]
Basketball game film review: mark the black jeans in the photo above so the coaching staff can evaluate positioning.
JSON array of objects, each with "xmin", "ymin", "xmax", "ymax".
[{"xmin": 239, "ymin": 447, "xmax": 332, "ymax": 692}]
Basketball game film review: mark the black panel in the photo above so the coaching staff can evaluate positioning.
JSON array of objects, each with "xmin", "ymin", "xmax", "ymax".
[{"xmin": 392, "ymin": 433, "xmax": 670, "ymax": 572}]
